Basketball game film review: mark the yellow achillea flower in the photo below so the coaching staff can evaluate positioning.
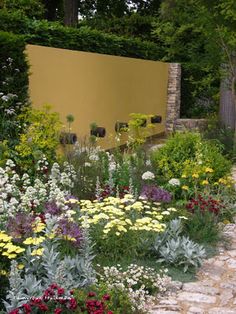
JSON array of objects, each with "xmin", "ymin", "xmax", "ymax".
[
  {"xmin": 201, "ymin": 180, "xmax": 209, "ymax": 185},
  {"xmin": 205, "ymin": 167, "xmax": 214, "ymax": 173},
  {"xmin": 192, "ymin": 173, "xmax": 199, "ymax": 178},
  {"xmin": 65, "ymin": 198, "xmax": 79, "ymax": 204},
  {"xmin": 31, "ymin": 248, "xmax": 44, "ymax": 256},
  {"xmin": 218, "ymin": 178, "xmax": 227, "ymax": 184},
  {"xmin": 2, "ymin": 252, "xmax": 17, "ymax": 259},
  {"xmin": 32, "ymin": 221, "xmax": 46, "ymax": 233},
  {"xmin": 0, "ymin": 232, "xmax": 12, "ymax": 242},
  {"xmin": 181, "ymin": 185, "xmax": 189, "ymax": 190},
  {"xmin": 23, "ymin": 236, "xmax": 45, "ymax": 245},
  {"xmin": 47, "ymin": 233, "xmax": 56, "ymax": 239},
  {"xmin": 181, "ymin": 174, "xmax": 187, "ymax": 178},
  {"xmin": 17, "ymin": 264, "xmax": 25, "ymax": 270},
  {"xmin": 0, "ymin": 270, "xmax": 7, "ymax": 276}
]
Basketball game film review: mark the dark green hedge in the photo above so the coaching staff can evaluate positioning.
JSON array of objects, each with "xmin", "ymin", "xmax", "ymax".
[
  {"xmin": 0, "ymin": 30, "xmax": 29, "ymax": 106},
  {"xmin": 0, "ymin": 30, "xmax": 29, "ymax": 146},
  {"xmin": 0, "ymin": 10, "xmax": 162, "ymax": 60}
]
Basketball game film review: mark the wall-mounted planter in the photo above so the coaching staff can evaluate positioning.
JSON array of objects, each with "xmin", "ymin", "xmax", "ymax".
[
  {"xmin": 151, "ymin": 115, "xmax": 162, "ymax": 124},
  {"xmin": 115, "ymin": 122, "xmax": 128, "ymax": 132},
  {"xmin": 90, "ymin": 127, "xmax": 106, "ymax": 138},
  {"xmin": 60, "ymin": 132, "xmax": 77, "ymax": 145}
]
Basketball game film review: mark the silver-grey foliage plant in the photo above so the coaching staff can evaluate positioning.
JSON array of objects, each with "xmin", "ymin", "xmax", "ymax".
[{"xmin": 154, "ymin": 219, "xmax": 206, "ymax": 272}]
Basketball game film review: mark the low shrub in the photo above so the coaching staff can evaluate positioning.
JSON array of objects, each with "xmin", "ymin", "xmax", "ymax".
[
  {"xmin": 15, "ymin": 105, "xmax": 62, "ymax": 171},
  {"xmin": 151, "ymin": 131, "xmax": 231, "ymax": 182}
]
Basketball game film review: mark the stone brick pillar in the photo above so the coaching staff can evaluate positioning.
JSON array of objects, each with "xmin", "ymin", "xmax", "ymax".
[{"xmin": 166, "ymin": 63, "xmax": 181, "ymax": 133}]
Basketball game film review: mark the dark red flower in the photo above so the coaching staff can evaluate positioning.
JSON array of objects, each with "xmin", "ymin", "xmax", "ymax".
[
  {"xmin": 102, "ymin": 294, "xmax": 110, "ymax": 301},
  {"xmin": 22, "ymin": 303, "xmax": 31, "ymax": 314},
  {"xmin": 50, "ymin": 283, "xmax": 58, "ymax": 289},
  {"xmin": 38, "ymin": 303, "xmax": 48, "ymax": 311},
  {"xmin": 8, "ymin": 310, "xmax": 19, "ymax": 314},
  {"xmin": 57, "ymin": 288, "xmax": 65, "ymax": 296},
  {"xmin": 54, "ymin": 309, "xmax": 63, "ymax": 314},
  {"xmin": 88, "ymin": 292, "xmax": 96, "ymax": 297},
  {"xmin": 68, "ymin": 298, "xmax": 77, "ymax": 310}
]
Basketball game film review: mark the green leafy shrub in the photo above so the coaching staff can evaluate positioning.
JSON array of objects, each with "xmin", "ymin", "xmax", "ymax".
[
  {"xmin": 15, "ymin": 105, "xmax": 62, "ymax": 169},
  {"xmin": 151, "ymin": 131, "xmax": 231, "ymax": 182}
]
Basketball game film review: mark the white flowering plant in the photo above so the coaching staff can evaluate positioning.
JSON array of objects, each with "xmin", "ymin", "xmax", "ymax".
[
  {"xmin": 98, "ymin": 264, "xmax": 171, "ymax": 313},
  {"xmin": 0, "ymin": 159, "xmax": 76, "ymax": 225}
]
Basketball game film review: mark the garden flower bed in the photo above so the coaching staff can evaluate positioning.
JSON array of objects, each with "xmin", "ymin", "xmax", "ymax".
[{"xmin": 0, "ymin": 124, "xmax": 235, "ymax": 313}]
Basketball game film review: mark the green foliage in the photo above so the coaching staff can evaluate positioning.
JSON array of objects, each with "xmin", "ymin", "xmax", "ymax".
[
  {"xmin": 152, "ymin": 1, "xmax": 221, "ymax": 118},
  {"xmin": 0, "ymin": 10, "xmax": 163, "ymax": 60},
  {"xmin": 151, "ymin": 131, "xmax": 231, "ymax": 181},
  {"xmin": 81, "ymin": 13, "xmax": 157, "ymax": 41},
  {"xmin": 0, "ymin": 0, "xmax": 45, "ymax": 19},
  {"xmin": 203, "ymin": 115, "xmax": 236, "ymax": 160},
  {"xmin": 75, "ymin": 284, "xmax": 134, "ymax": 314},
  {"xmin": 15, "ymin": 105, "xmax": 62, "ymax": 168},
  {"xmin": 184, "ymin": 209, "xmax": 222, "ymax": 245}
]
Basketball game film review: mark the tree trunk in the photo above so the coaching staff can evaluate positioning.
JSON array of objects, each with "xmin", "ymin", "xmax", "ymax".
[
  {"xmin": 64, "ymin": 0, "xmax": 78, "ymax": 26},
  {"xmin": 219, "ymin": 64, "xmax": 235, "ymax": 130}
]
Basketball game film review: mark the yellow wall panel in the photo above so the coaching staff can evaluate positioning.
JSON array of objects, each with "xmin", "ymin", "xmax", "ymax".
[{"xmin": 26, "ymin": 44, "xmax": 169, "ymax": 149}]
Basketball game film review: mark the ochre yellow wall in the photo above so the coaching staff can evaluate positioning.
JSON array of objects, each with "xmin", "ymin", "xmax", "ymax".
[{"xmin": 26, "ymin": 44, "xmax": 169, "ymax": 149}]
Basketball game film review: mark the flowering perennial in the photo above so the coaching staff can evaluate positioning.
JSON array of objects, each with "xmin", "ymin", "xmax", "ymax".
[{"xmin": 79, "ymin": 194, "xmax": 168, "ymax": 235}]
